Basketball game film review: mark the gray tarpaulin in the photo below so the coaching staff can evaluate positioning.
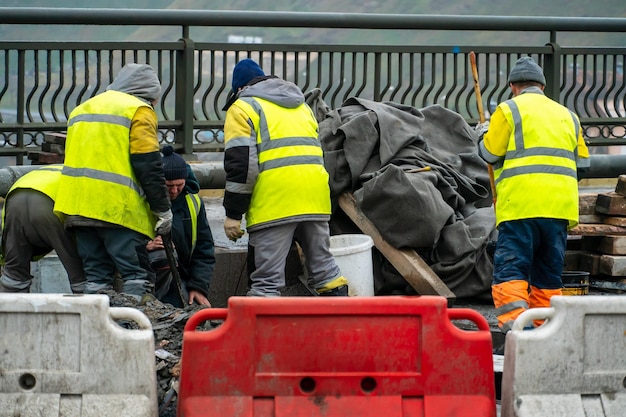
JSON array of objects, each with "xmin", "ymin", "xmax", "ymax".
[{"xmin": 307, "ymin": 91, "xmax": 496, "ymax": 299}]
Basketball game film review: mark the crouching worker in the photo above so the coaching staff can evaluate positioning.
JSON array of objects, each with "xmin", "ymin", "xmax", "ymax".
[
  {"xmin": 222, "ymin": 58, "xmax": 348, "ymax": 297},
  {"xmin": 145, "ymin": 145, "xmax": 215, "ymax": 307},
  {"xmin": 0, "ymin": 165, "xmax": 86, "ymax": 293}
]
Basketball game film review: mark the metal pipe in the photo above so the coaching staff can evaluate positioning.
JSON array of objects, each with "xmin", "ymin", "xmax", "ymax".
[
  {"xmin": 584, "ymin": 154, "xmax": 626, "ymax": 179},
  {"xmin": 0, "ymin": 155, "xmax": 622, "ymax": 197},
  {"xmin": 0, "ymin": 162, "xmax": 226, "ymax": 198}
]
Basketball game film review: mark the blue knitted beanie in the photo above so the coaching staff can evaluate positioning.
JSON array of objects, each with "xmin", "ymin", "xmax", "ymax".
[
  {"xmin": 232, "ymin": 59, "xmax": 265, "ymax": 91},
  {"xmin": 161, "ymin": 145, "xmax": 188, "ymax": 180}
]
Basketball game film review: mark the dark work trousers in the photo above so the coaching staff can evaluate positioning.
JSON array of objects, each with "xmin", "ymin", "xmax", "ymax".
[
  {"xmin": 493, "ymin": 218, "xmax": 568, "ymax": 289},
  {"xmin": 1, "ymin": 190, "xmax": 86, "ymax": 293},
  {"xmin": 74, "ymin": 226, "xmax": 152, "ymax": 298}
]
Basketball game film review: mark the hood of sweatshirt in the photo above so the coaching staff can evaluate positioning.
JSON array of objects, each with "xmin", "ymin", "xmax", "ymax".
[{"xmin": 238, "ymin": 77, "xmax": 305, "ymax": 109}]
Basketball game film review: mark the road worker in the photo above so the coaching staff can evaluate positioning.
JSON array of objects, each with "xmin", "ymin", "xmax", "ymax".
[
  {"xmin": 145, "ymin": 145, "xmax": 215, "ymax": 307},
  {"xmin": 0, "ymin": 164, "xmax": 86, "ymax": 293},
  {"xmin": 477, "ymin": 56, "xmax": 590, "ymax": 347},
  {"xmin": 54, "ymin": 63, "xmax": 172, "ymax": 300},
  {"xmin": 222, "ymin": 58, "xmax": 348, "ymax": 297}
]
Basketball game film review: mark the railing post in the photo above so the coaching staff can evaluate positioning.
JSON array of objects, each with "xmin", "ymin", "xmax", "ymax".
[
  {"xmin": 16, "ymin": 49, "xmax": 25, "ymax": 165},
  {"xmin": 544, "ymin": 32, "xmax": 561, "ymax": 102},
  {"xmin": 373, "ymin": 52, "xmax": 382, "ymax": 102},
  {"xmin": 175, "ymin": 28, "xmax": 195, "ymax": 155}
]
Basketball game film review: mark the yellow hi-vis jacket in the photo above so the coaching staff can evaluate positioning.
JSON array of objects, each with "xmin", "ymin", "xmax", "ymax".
[
  {"xmin": 480, "ymin": 88, "xmax": 589, "ymax": 229},
  {"xmin": 5, "ymin": 164, "xmax": 63, "ymax": 204},
  {"xmin": 1, "ymin": 165, "xmax": 64, "ymax": 261},
  {"xmin": 54, "ymin": 90, "xmax": 156, "ymax": 238},
  {"xmin": 226, "ymin": 95, "xmax": 331, "ymax": 230}
]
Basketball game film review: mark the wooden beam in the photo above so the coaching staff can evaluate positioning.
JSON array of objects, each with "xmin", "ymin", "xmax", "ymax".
[
  {"xmin": 337, "ymin": 192, "xmax": 456, "ymax": 304},
  {"xmin": 569, "ymin": 223, "xmax": 626, "ymax": 236}
]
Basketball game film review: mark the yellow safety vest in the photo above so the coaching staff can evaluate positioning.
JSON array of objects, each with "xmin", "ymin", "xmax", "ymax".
[
  {"xmin": 493, "ymin": 93, "xmax": 580, "ymax": 229},
  {"xmin": 235, "ymin": 96, "xmax": 331, "ymax": 229},
  {"xmin": 54, "ymin": 90, "xmax": 156, "ymax": 238},
  {"xmin": 1, "ymin": 165, "xmax": 64, "ymax": 263}
]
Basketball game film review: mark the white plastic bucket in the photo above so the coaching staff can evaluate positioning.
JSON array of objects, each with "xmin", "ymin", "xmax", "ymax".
[{"xmin": 329, "ymin": 234, "xmax": 375, "ymax": 296}]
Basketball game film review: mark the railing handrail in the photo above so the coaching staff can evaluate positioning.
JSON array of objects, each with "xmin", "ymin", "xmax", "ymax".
[{"xmin": 1, "ymin": 8, "xmax": 625, "ymax": 33}]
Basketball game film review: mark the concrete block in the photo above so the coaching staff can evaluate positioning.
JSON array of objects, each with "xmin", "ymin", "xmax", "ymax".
[{"xmin": 30, "ymin": 253, "xmax": 71, "ymax": 294}]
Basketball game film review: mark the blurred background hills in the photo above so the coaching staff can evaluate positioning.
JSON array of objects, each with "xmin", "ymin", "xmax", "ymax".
[{"xmin": 1, "ymin": 0, "xmax": 625, "ymax": 46}]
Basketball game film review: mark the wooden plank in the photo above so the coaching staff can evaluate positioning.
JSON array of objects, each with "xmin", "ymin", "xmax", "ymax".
[
  {"xmin": 569, "ymin": 223, "xmax": 626, "ymax": 236},
  {"xmin": 578, "ymin": 193, "xmax": 598, "ymax": 215},
  {"xmin": 44, "ymin": 132, "xmax": 67, "ymax": 145},
  {"xmin": 604, "ymin": 216, "xmax": 626, "ymax": 227},
  {"xmin": 42, "ymin": 142, "xmax": 65, "ymax": 154},
  {"xmin": 579, "ymin": 214, "xmax": 603, "ymax": 224},
  {"xmin": 338, "ymin": 192, "xmax": 455, "ymax": 303},
  {"xmin": 27, "ymin": 151, "xmax": 64, "ymax": 164},
  {"xmin": 600, "ymin": 235, "xmax": 626, "ymax": 255},
  {"xmin": 600, "ymin": 254, "xmax": 626, "ymax": 276},
  {"xmin": 595, "ymin": 192, "xmax": 626, "ymax": 216},
  {"xmin": 564, "ymin": 250, "xmax": 582, "ymax": 271},
  {"xmin": 615, "ymin": 174, "xmax": 626, "ymax": 197},
  {"xmin": 579, "ymin": 251, "xmax": 602, "ymax": 275}
]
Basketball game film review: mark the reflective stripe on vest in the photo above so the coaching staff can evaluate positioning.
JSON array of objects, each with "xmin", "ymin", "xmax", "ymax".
[
  {"xmin": 493, "ymin": 99, "xmax": 577, "ymax": 182},
  {"xmin": 185, "ymin": 193, "xmax": 201, "ymax": 253},
  {"xmin": 55, "ymin": 90, "xmax": 156, "ymax": 237},
  {"xmin": 2, "ymin": 164, "xmax": 64, "ymax": 237},
  {"xmin": 493, "ymin": 93, "xmax": 580, "ymax": 228},
  {"xmin": 234, "ymin": 96, "xmax": 331, "ymax": 228},
  {"xmin": 242, "ymin": 98, "xmax": 325, "ymax": 172}
]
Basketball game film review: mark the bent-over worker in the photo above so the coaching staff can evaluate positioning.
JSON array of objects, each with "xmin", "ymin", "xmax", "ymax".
[{"xmin": 0, "ymin": 165, "xmax": 86, "ymax": 293}]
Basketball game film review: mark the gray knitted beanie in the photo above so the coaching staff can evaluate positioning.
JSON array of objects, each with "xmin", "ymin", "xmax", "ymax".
[{"xmin": 508, "ymin": 57, "xmax": 546, "ymax": 86}]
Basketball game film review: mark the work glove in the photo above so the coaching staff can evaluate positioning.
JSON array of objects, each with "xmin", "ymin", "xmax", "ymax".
[
  {"xmin": 154, "ymin": 209, "xmax": 173, "ymax": 236},
  {"xmin": 224, "ymin": 217, "xmax": 244, "ymax": 241},
  {"xmin": 474, "ymin": 121, "xmax": 490, "ymax": 138}
]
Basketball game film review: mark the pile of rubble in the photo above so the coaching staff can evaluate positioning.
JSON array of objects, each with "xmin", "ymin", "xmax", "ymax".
[{"xmin": 105, "ymin": 291, "xmax": 213, "ymax": 417}]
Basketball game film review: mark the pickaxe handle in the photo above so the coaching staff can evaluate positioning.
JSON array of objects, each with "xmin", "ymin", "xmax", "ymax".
[
  {"xmin": 162, "ymin": 232, "xmax": 187, "ymax": 306},
  {"xmin": 469, "ymin": 51, "xmax": 497, "ymax": 209}
]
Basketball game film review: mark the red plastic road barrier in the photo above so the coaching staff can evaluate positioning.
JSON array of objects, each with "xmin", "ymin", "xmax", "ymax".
[{"xmin": 177, "ymin": 296, "xmax": 496, "ymax": 417}]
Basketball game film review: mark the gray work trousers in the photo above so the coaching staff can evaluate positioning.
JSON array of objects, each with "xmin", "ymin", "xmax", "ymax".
[
  {"xmin": 0, "ymin": 190, "xmax": 86, "ymax": 293},
  {"xmin": 248, "ymin": 221, "xmax": 341, "ymax": 297}
]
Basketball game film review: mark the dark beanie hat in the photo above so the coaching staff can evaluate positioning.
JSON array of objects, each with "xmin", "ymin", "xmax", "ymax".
[
  {"xmin": 232, "ymin": 59, "xmax": 265, "ymax": 91},
  {"xmin": 508, "ymin": 57, "xmax": 546, "ymax": 86},
  {"xmin": 161, "ymin": 145, "xmax": 188, "ymax": 180}
]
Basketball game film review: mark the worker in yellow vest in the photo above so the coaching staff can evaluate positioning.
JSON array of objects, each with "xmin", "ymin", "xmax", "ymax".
[
  {"xmin": 477, "ymin": 57, "xmax": 590, "ymax": 346},
  {"xmin": 144, "ymin": 145, "xmax": 215, "ymax": 308},
  {"xmin": 222, "ymin": 59, "xmax": 348, "ymax": 297},
  {"xmin": 0, "ymin": 165, "xmax": 85, "ymax": 293},
  {"xmin": 54, "ymin": 63, "xmax": 172, "ymax": 301}
]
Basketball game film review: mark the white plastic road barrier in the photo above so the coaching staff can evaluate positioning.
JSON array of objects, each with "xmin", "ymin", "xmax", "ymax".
[
  {"xmin": 0, "ymin": 294, "xmax": 157, "ymax": 417},
  {"xmin": 329, "ymin": 234, "xmax": 375, "ymax": 296},
  {"xmin": 501, "ymin": 295, "xmax": 626, "ymax": 417}
]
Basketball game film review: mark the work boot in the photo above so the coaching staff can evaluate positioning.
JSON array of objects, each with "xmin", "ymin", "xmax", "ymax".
[
  {"xmin": 318, "ymin": 285, "xmax": 349, "ymax": 296},
  {"xmin": 139, "ymin": 293, "xmax": 158, "ymax": 306}
]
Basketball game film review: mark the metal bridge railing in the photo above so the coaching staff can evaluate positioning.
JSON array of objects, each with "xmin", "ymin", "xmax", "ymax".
[{"xmin": 0, "ymin": 8, "xmax": 625, "ymax": 164}]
